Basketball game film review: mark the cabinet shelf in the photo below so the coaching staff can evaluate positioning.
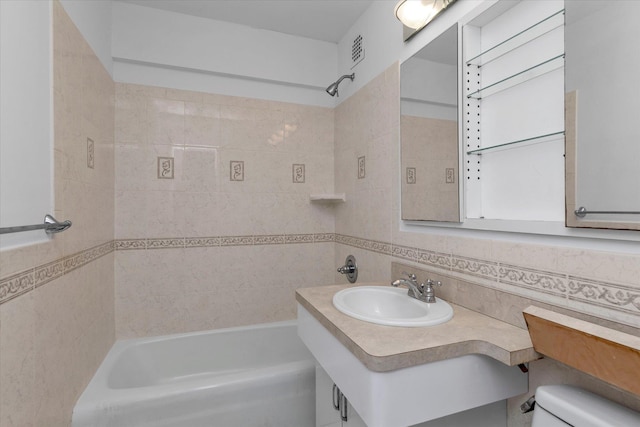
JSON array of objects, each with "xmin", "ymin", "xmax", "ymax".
[
  {"xmin": 467, "ymin": 54, "xmax": 564, "ymax": 100},
  {"xmin": 466, "ymin": 131, "xmax": 564, "ymax": 155},
  {"xmin": 466, "ymin": 9, "xmax": 565, "ymax": 67}
]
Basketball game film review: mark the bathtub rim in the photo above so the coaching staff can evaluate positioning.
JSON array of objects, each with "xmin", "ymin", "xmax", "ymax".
[{"xmin": 73, "ymin": 319, "xmax": 309, "ymax": 421}]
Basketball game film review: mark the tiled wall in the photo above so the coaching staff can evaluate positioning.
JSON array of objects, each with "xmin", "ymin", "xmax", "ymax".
[
  {"xmin": 334, "ymin": 65, "xmax": 400, "ymax": 283},
  {"xmin": 400, "ymin": 115, "xmax": 458, "ymax": 222},
  {"xmin": 333, "ymin": 63, "xmax": 640, "ymax": 425},
  {"xmin": 113, "ymin": 84, "xmax": 337, "ymax": 337},
  {"xmin": 0, "ymin": 2, "xmax": 115, "ymax": 425}
]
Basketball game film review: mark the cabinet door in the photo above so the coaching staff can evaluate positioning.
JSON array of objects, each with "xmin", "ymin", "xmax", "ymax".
[
  {"xmin": 344, "ymin": 400, "xmax": 367, "ymax": 427},
  {"xmin": 316, "ymin": 365, "xmax": 342, "ymax": 427}
]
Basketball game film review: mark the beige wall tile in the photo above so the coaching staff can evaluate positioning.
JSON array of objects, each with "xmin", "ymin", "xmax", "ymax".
[
  {"xmin": 0, "ymin": 3, "xmax": 116, "ymax": 426},
  {"xmin": 557, "ymin": 247, "xmax": 640, "ymax": 287},
  {"xmin": 0, "ymin": 294, "xmax": 36, "ymax": 427},
  {"xmin": 147, "ymin": 98, "xmax": 185, "ymax": 146},
  {"xmin": 115, "ymin": 242, "xmax": 335, "ymax": 338}
]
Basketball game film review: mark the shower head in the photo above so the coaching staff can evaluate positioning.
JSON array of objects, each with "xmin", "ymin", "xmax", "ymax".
[{"xmin": 326, "ymin": 73, "xmax": 355, "ymax": 97}]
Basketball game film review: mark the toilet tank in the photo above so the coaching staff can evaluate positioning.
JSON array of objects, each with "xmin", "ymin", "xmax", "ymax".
[{"xmin": 532, "ymin": 385, "xmax": 640, "ymax": 427}]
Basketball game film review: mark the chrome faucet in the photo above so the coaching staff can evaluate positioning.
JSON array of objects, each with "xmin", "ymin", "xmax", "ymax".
[{"xmin": 391, "ymin": 272, "xmax": 442, "ymax": 303}]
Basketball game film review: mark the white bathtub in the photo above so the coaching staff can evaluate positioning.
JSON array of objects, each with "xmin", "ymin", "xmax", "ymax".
[{"xmin": 73, "ymin": 320, "xmax": 316, "ymax": 427}]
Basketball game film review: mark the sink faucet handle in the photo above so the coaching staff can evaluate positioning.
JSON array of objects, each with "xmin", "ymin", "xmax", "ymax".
[
  {"xmin": 426, "ymin": 279, "xmax": 442, "ymax": 287},
  {"xmin": 402, "ymin": 271, "xmax": 417, "ymax": 282}
]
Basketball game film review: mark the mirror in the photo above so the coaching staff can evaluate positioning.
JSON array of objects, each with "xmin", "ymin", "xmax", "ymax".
[
  {"xmin": 400, "ymin": 24, "xmax": 459, "ymax": 222},
  {"xmin": 566, "ymin": 1, "xmax": 640, "ymax": 230}
]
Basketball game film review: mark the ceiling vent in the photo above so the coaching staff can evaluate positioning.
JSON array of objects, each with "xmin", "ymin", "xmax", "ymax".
[{"xmin": 351, "ymin": 34, "xmax": 365, "ymax": 69}]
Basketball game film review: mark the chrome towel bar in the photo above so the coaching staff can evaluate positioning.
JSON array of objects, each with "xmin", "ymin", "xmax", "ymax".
[
  {"xmin": 574, "ymin": 206, "xmax": 640, "ymax": 218},
  {"xmin": 0, "ymin": 214, "xmax": 72, "ymax": 235}
]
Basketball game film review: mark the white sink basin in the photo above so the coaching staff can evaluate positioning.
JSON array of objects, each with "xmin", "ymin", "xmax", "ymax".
[{"xmin": 332, "ymin": 286, "xmax": 453, "ymax": 327}]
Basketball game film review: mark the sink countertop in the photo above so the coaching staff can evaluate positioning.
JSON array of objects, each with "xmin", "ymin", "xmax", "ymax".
[{"xmin": 296, "ymin": 282, "xmax": 539, "ymax": 372}]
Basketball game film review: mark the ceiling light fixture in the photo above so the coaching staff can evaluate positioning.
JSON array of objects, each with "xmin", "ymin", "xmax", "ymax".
[{"xmin": 394, "ymin": 0, "xmax": 456, "ymax": 30}]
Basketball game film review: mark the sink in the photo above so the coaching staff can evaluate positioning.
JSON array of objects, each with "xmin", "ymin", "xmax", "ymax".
[{"xmin": 332, "ymin": 286, "xmax": 453, "ymax": 327}]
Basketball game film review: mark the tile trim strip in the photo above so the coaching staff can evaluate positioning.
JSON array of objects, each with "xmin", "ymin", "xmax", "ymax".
[
  {"xmin": 3, "ymin": 233, "xmax": 638, "ymax": 320},
  {"xmin": 115, "ymin": 233, "xmax": 335, "ymax": 250},
  {"xmin": 335, "ymin": 233, "xmax": 640, "ymax": 319},
  {"xmin": 0, "ymin": 240, "xmax": 114, "ymax": 306}
]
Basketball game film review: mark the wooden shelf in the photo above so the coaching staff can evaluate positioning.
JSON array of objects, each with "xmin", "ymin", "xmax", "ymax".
[{"xmin": 523, "ymin": 306, "xmax": 640, "ymax": 396}]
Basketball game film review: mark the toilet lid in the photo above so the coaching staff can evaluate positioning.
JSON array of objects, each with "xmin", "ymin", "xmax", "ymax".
[{"xmin": 536, "ymin": 385, "xmax": 640, "ymax": 427}]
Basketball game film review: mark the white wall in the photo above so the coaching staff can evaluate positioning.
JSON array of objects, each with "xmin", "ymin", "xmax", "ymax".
[
  {"xmin": 111, "ymin": 2, "xmax": 338, "ymax": 107},
  {"xmin": 335, "ymin": 0, "xmax": 485, "ymax": 102},
  {"xmin": 0, "ymin": 0, "xmax": 53, "ymax": 249},
  {"xmin": 60, "ymin": 0, "xmax": 113, "ymax": 76}
]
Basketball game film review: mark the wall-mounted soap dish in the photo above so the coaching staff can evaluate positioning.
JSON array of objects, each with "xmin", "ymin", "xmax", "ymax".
[{"xmin": 310, "ymin": 193, "xmax": 346, "ymax": 203}]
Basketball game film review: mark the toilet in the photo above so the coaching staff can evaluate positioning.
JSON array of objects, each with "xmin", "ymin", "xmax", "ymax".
[{"xmin": 532, "ymin": 385, "xmax": 640, "ymax": 427}]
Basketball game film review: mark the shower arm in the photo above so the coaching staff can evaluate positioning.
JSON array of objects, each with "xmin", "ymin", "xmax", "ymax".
[{"xmin": 326, "ymin": 73, "xmax": 355, "ymax": 97}]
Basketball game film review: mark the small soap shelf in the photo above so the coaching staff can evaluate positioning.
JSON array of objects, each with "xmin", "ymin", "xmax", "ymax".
[
  {"xmin": 310, "ymin": 193, "xmax": 346, "ymax": 203},
  {"xmin": 466, "ymin": 131, "xmax": 564, "ymax": 155},
  {"xmin": 466, "ymin": 9, "xmax": 565, "ymax": 67},
  {"xmin": 467, "ymin": 54, "xmax": 564, "ymax": 100},
  {"xmin": 523, "ymin": 306, "xmax": 640, "ymax": 396}
]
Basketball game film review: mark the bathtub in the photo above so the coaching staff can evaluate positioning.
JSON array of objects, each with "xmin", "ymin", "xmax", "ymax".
[{"xmin": 73, "ymin": 320, "xmax": 316, "ymax": 427}]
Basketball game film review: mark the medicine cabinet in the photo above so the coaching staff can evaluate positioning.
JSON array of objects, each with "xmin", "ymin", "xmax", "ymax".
[
  {"xmin": 462, "ymin": 0, "xmax": 565, "ymax": 222},
  {"xmin": 565, "ymin": 1, "xmax": 640, "ymax": 231},
  {"xmin": 400, "ymin": 24, "xmax": 460, "ymax": 222}
]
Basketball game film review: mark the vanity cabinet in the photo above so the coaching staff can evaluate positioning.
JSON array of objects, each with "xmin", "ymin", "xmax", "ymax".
[
  {"xmin": 462, "ymin": 0, "xmax": 565, "ymax": 222},
  {"xmin": 316, "ymin": 365, "xmax": 367, "ymax": 427}
]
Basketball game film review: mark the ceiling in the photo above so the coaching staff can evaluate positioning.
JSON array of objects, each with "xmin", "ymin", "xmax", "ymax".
[{"xmin": 116, "ymin": 0, "xmax": 375, "ymax": 43}]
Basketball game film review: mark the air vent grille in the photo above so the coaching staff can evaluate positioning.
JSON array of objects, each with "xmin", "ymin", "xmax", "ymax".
[{"xmin": 351, "ymin": 35, "xmax": 364, "ymax": 68}]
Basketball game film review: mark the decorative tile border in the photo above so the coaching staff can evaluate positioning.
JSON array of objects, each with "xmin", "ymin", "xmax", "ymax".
[
  {"xmin": 0, "ymin": 271, "xmax": 34, "ymax": 305},
  {"xmin": 219, "ymin": 236, "xmax": 252, "ymax": 246},
  {"xmin": 255, "ymin": 235, "xmax": 285, "ymax": 245},
  {"xmin": 334, "ymin": 233, "xmax": 640, "ymax": 321},
  {"xmin": 114, "ymin": 233, "xmax": 336, "ymax": 250},
  {"xmin": 4, "ymin": 231, "xmax": 638, "ymax": 323},
  {"xmin": 499, "ymin": 264, "xmax": 567, "ymax": 297},
  {"xmin": 568, "ymin": 276, "xmax": 640, "ymax": 315},
  {"xmin": 34, "ymin": 259, "xmax": 65, "ymax": 288},
  {"xmin": 147, "ymin": 238, "xmax": 184, "ymax": 249},
  {"xmin": 313, "ymin": 233, "xmax": 335, "ymax": 242},
  {"xmin": 0, "ymin": 240, "xmax": 114, "ymax": 306},
  {"xmin": 452, "ymin": 256, "xmax": 499, "ymax": 281},
  {"xmin": 417, "ymin": 249, "xmax": 451, "ymax": 270},
  {"xmin": 286, "ymin": 234, "xmax": 314, "ymax": 244},
  {"xmin": 116, "ymin": 239, "xmax": 147, "ymax": 250},
  {"xmin": 186, "ymin": 237, "xmax": 221, "ymax": 248}
]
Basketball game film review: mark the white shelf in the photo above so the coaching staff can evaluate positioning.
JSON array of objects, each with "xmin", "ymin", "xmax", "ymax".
[
  {"xmin": 466, "ymin": 9, "xmax": 564, "ymax": 67},
  {"xmin": 310, "ymin": 193, "xmax": 346, "ymax": 203},
  {"xmin": 467, "ymin": 54, "xmax": 564, "ymax": 100},
  {"xmin": 467, "ymin": 131, "xmax": 564, "ymax": 155}
]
